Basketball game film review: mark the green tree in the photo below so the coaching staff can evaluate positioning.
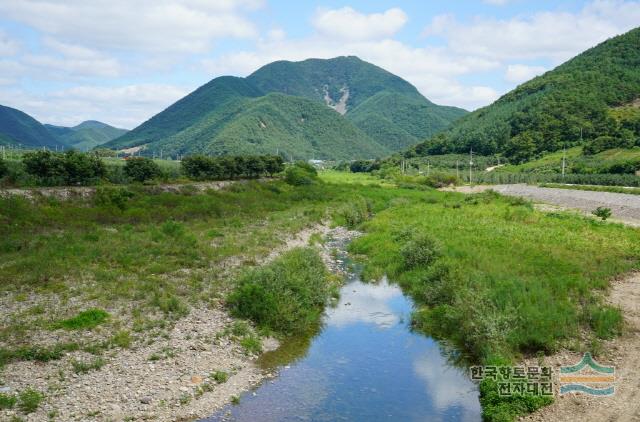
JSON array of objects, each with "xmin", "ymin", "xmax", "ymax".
[
  {"xmin": 22, "ymin": 150, "xmax": 65, "ymax": 183},
  {"xmin": 124, "ymin": 157, "xmax": 161, "ymax": 182},
  {"xmin": 62, "ymin": 150, "xmax": 106, "ymax": 185}
]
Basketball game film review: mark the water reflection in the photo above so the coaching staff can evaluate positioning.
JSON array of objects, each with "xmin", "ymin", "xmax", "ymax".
[{"xmin": 205, "ymin": 251, "xmax": 481, "ymax": 422}]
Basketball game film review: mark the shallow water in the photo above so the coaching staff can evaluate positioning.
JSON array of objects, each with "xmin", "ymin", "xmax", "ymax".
[{"xmin": 205, "ymin": 241, "xmax": 481, "ymax": 422}]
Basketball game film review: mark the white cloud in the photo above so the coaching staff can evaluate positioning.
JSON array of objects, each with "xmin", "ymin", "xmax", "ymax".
[
  {"xmin": 0, "ymin": 30, "xmax": 20, "ymax": 55},
  {"xmin": 312, "ymin": 7, "xmax": 408, "ymax": 41},
  {"xmin": 426, "ymin": 0, "xmax": 640, "ymax": 63},
  {"xmin": 0, "ymin": 84, "xmax": 191, "ymax": 129},
  {"xmin": 202, "ymin": 35, "xmax": 500, "ymax": 110},
  {"xmin": 0, "ymin": 1, "xmax": 261, "ymax": 54},
  {"xmin": 483, "ymin": 0, "xmax": 511, "ymax": 5},
  {"xmin": 505, "ymin": 64, "xmax": 546, "ymax": 83}
]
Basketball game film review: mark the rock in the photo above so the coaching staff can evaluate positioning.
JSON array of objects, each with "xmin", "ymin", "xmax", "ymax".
[
  {"xmin": 140, "ymin": 397, "xmax": 152, "ymax": 404},
  {"xmin": 191, "ymin": 375, "xmax": 203, "ymax": 384}
]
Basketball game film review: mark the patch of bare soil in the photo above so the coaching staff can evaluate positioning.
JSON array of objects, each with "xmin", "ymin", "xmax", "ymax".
[{"xmin": 522, "ymin": 273, "xmax": 640, "ymax": 421}]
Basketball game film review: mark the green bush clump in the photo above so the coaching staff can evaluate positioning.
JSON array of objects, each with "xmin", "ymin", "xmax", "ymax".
[
  {"xmin": 480, "ymin": 378, "xmax": 553, "ymax": 422},
  {"xmin": 181, "ymin": 155, "xmax": 284, "ymax": 180},
  {"xmin": 22, "ymin": 150, "xmax": 106, "ymax": 186},
  {"xmin": 592, "ymin": 206, "xmax": 612, "ymax": 221},
  {"xmin": 95, "ymin": 186, "xmax": 134, "ymax": 211},
  {"xmin": 124, "ymin": 157, "xmax": 161, "ymax": 182},
  {"xmin": 339, "ymin": 196, "xmax": 370, "ymax": 228},
  {"xmin": 284, "ymin": 162, "xmax": 318, "ymax": 186},
  {"xmin": 423, "ymin": 172, "xmax": 459, "ymax": 188},
  {"xmin": 400, "ymin": 233, "xmax": 441, "ymax": 270},
  {"xmin": 55, "ymin": 308, "xmax": 109, "ymax": 330},
  {"xmin": 227, "ymin": 247, "xmax": 332, "ymax": 334},
  {"xmin": 0, "ymin": 393, "xmax": 16, "ymax": 409},
  {"xmin": 17, "ymin": 388, "xmax": 43, "ymax": 414}
]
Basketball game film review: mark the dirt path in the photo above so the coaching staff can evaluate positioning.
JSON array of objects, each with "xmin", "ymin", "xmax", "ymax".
[
  {"xmin": 523, "ymin": 274, "xmax": 640, "ymax": 421},
  {"xmin": 445, "ymin": 184, "xmax": 640, "ymax": 226}
]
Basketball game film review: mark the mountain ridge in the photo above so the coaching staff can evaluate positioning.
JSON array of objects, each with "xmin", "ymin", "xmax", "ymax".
[{"xmin": 104, "ymin": 56, "xmax": 467, "ymax": 159}]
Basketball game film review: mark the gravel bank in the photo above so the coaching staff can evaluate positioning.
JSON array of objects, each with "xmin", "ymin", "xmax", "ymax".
[{"xmin": 448, "ymin": 184, "xmax": 640, "ymax": 226}]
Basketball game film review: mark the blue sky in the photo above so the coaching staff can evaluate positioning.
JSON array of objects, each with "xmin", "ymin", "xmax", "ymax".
[{"xmin": 0, "ymin": 0, "xmax": 638, "ymax": 128}]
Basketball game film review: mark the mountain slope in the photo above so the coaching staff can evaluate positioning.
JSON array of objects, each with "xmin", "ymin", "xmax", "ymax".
[
  {"xmin": 106, "ymin": 76, "xmax": 263, "ymax": 149},
  {"xmin": 410, "ymin": 27, "xmax": 640, "ymax": 162},
  {"xmin": 0, "ymin": 104, "xmax": 63, "ymax": 148},
  {"xmin": 128, "ymin": 93, "xmax": 389, "ymax": 160},
  {"xmin": 45, "ymin": 121, "xmax": 128, "ymax": 150},
  {"xmin": 247, "ymin": 56, "xmax": 467, "ymax": 150},
  {"xmin": 107, "ymin": 56, "xmax": 466, "ymax": 158}
]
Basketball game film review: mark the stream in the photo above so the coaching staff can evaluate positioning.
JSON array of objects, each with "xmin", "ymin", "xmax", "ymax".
[{"xmin": 204, "ymin": 235, "xmax": 481, "ymax": 421}]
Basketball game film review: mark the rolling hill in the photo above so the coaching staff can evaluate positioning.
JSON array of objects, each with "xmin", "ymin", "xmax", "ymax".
[
  {"xmin": 410, "ymin": 26, "xmax": 640, "ymax": 163},
  {"xmin": 44, "ymin": 121, "xmax": 128, "ymax": 150},
  {"xmin": 0, "ymin": 104, "xmax": 63, "ymax": 148},
  {"xmin": 104, "ymin": 56, "xmax": 467, "ymax": 160}
]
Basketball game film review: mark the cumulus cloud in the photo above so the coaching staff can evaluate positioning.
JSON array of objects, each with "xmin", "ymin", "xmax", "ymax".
[
  {"xmin": 505, "ymin": 64, "xmax": 546, "ymax": 83},
  {"xmin": 425, "ymin": 0, "xmax": 640, "ymax": 62},
  {"xmin": 0, "ymin": 84, "xmax": 190, "ymax": 128},
  {"xmin": 0, "ymin": 30, "xmax": 20, "ymax": 55},
  {"xmin": 0, "ymin": 0, "xmax": 261, "ymax": 54},
  {"xmin": 312, "ymin": 7, "xmax": 408, "ymax": 41}
]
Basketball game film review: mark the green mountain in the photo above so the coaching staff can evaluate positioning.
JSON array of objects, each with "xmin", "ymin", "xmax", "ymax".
[
  {"xmin": 247, "ymin": 56, "xmax": 467, "ymax": 150},
  {"xmin": 0, "ymin": 104, "xmax": 63, "ymax": 148},
  {"xmin": 44, "ymin": 121, "xmax": 128, "ymax": 150},
  {"xmin": 410, "ymin": 27, "xmax": 640, "ymax": 163},
  {"xmin": 105, "ymin": 56, "xmax": 466, "ymax": 159}
]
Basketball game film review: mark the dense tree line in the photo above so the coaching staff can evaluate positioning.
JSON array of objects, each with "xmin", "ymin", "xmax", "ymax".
[
  {"xmin": 349, "ymin": 159, "xmax": 381, "ymax": 173},
  {"xmin": 22, "ymin": 150, "xmax": 106, "ymax": 185},
  {"xmin": 181, "ymin": 155, "xmax": 284, "ymax": 180},
  {"xmin": 409, "ymin": 28, "xmax": 640, "ymax": 164}
]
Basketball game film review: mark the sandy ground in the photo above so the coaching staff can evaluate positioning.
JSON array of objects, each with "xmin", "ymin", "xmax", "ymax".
[{"xmin": 444, "ymin": 184, "xmax": 640, "ymax": 226}]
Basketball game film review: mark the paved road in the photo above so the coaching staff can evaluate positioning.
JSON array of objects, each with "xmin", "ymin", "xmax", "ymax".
[{"xmin": 449, "ymin": 184, "xmax": 640, "ymax": 226}]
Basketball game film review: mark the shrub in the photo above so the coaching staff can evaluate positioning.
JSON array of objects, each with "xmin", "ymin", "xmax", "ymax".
[
  {"xmin": 182, "ymin": 155, "xmax": 284, "ymax": 180},
  {"xmin": 284, "ymin": 162, "xmax": 318, "ymax": 186},
  {"xmin": 55, "ymin": 309, "xmax": 109, "ymax": 330},
  {"xmin": 339, "ymin": 196, "xmax": 370, "ymax": 228},
  {"xmin": 0, "ymin": 393, "xmax": 16, "ymax": 409},
  {"xmin": 62, "ymin": 150, "xmax": 106, "ymax": 185},
  {"xmin": 401, "ymin": 233, "xmax": 441, "ymax": 270},
  {"xmin": 22, "ymin": 150, "xmax": 65, "ymax": 184},
  {"xmin": 71, "ymin": 357, "xmax": 105, "ymax": 374},
  {"xmin": 592, "ymin": 207, "xmax": 612, "ymax": 221},
  {"xmin": 95, "ymin": 187, "xmax": 134, "ymax": 211},
  {"xmin": 17, "ymin": 388, "xmax": 43, "ymax": 413},
  {"xmin": 227, "ymin": 248, "xmax": 331, "ymax": 334},
  {"xmin": 211, "ymin": 371, "xmax": 228, "ymax": 384},
  {"xmin": 423, "ymin": 172, "xmax": 459, "ymax": 188},
  {"xmin": 124, "ymin": 157, "xmax": 161, "ymax": 182},
  {"xmin": 22, "ymin": 150, "xmax": 105, "ymax": 185}
]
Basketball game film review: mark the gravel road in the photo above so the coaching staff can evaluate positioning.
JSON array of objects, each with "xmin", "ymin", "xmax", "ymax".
[{"xmin": 451, "ymin": 184, "xmax": 640, "ymax": 226}]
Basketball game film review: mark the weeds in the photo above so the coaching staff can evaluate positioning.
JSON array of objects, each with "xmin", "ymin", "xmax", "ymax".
[
  {"xmin": 71, "ymin": 357, "xmax": 106, "ymax": 374},
  {"xmin": 17, "ymin": 388, "xmax": 44, "ymax": 413},
  {"xmin": 54, "ymin": 309, "xmax": 109, "ymax": 330},
  {"xmin": 228, "ymin": 248, "xmax": 333, "ymax": 335}
]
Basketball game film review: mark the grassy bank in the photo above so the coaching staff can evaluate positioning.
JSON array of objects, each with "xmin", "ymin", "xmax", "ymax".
[{"xmin": 337, "ymin": 172, "xmax": 640, "ymax": 421}]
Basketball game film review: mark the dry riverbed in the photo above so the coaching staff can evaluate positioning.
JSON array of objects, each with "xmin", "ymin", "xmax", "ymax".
[{"xmin": 0, "ymin": 225, "xmax": 357, "ymax": 422}]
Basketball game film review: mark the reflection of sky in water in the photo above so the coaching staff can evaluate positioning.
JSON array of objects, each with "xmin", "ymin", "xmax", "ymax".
[{"xmin": 204, "ymin": 271, "xmax": 481, "ymax": 422}]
